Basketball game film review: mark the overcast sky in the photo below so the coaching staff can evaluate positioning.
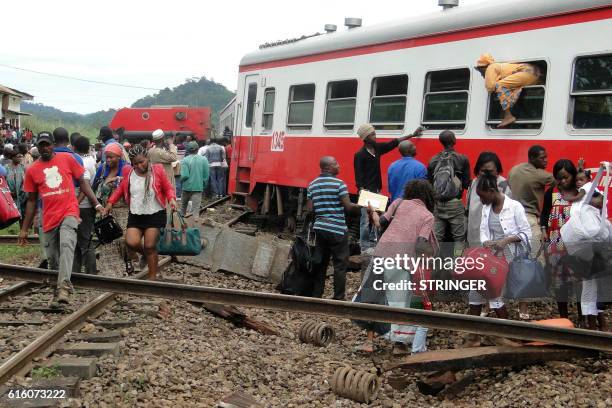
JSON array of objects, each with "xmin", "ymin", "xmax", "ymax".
[{"xmin": 3, "ymin": 0, "xmax": 487, "ymax": 114}]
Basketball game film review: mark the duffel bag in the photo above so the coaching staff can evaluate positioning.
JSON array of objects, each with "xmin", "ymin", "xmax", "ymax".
[{"xmin": 157, "ymin": 211, "xmax": 202, "ymax": 256}]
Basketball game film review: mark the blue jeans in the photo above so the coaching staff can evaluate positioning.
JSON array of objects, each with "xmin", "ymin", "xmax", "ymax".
[
  {"xmin": 210, "ymin": 167, "xmax": 226, "ymax": 196},
  {"xmin": 175, "ymin": 176, "xmax": 182, "ymax": 198},
  {"xmin": 359, "ymin": 207, "xmax": 377, "ymax": 252}
]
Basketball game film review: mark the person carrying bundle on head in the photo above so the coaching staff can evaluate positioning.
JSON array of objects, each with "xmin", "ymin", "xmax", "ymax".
[{"xmin": 475, "ymin": 53, "xmax": 541, "ymax": 128}]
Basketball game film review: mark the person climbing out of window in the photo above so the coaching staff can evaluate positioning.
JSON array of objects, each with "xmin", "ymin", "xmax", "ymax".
[{"xmin": 475, "ymin": 53, "xmax": 541, "ymax": 128}]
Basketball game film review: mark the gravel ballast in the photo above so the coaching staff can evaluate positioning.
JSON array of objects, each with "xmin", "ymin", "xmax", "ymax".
[{"xmin": 70, "ymin": 262, "xmax": 611, "ymax": 408}]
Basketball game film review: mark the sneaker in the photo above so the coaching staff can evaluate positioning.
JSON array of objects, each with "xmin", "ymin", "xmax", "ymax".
[
  {"xmin": 354, "ymin": 340, "xmax": 374, "ymax": 353},
  {"xmin": 56, "ymin": 282, "xmax": 72, "ymax": 305},
  {"xmin": 49, "ymin": 293, "xmax": 63, "ymax": 310}
]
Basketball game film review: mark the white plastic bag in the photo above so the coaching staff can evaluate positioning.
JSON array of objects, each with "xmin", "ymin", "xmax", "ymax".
[
  {"xmin": 561, "ymin": 162, "xmax": 610, "ymax": 255},
  {"xmin": 383, "ymin": 323, "xmax": 417, "ymax": 343}
]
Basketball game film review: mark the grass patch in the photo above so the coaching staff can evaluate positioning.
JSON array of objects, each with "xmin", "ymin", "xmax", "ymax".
[
  {"xmin": 0, "ymin": 223, "xmax": 40, "ymax": 264},
  {"xmin": 32, "ymin": 365, "xmax": 61, "ymax": 379},
  {"xmin": 22, "ymin": 116, "xmax": 100, "ymax": 143},
  {"xmin": 0, "ymin": 244, "xmax": 39, "ymax": 264}
]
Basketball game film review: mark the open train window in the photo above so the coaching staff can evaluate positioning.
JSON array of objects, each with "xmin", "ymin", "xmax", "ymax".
[
  {"xmin": 369, "ymin": 75, "xmax": 408, "ymax": 130},
  {"xmin": 422, "ymin": 68, "xmax": 470, "ymax": 130},
  {"xmin": 325, "ymin": 79, "xmax": 357, "ymax": 130},
  {"xmin": 486, "ymin": 60, "xmax": 548, "ymax": 130},
  {"xmin": 570, "ymin": 54, "xmax": 612, "ymax": 129},
  {"xmin": 262, "ymin": 88, "xmax": 275, "ymax": 131},
  {"xmin": 287, "ymin": 84, "xmax": 315, "ymax": 129},
  {"xmin": 245, "ymin": 83, "xmax": 257, "ymax": 128}
]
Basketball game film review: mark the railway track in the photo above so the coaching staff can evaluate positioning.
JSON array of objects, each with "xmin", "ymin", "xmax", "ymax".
[
  {"xmin": 1, "ymin": 264, "xmax": 610, "ymax": 353},
  {"xmin": 0, "ymin": 258, "xmax": 172, "ymax": 385},
  {"xmin": 0, "ymin": 196, "xmax": 235, "ymax": 391},
  {"xmin": 0, "ymin": 282, "xmax": 38, "ymax": 303},
  {"xmin": 0, "ymin": 235, "xmax": 39, "ymax": 245},
  {"xmin": 2, "ymin": 196, "xmax": 608, "ymax": 406}
]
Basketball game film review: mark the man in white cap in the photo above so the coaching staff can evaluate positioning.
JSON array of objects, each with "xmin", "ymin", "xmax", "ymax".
[
  {"xmin": 148, "ymin": 128, "xmax": 178, "ymax": 189},
  {"xmin": 353, "ymin": 123, "xmax": 423, "ymax": 252}
]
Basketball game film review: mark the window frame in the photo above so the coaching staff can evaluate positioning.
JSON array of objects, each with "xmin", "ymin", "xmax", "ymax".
[
  {"xmin": 420, "ymin": 67, "xmax": 471, "ymax": 129},
  {"xmin": 286, "ymin": 83, "xmax": 316, "ymax": 130},
  {"xmin": 484, "ymin": 58, "xmax": 549, "ymax": 131},
  {"xmin": 368, "ymin": 74, "xmax": 409, "ymax": 131},
  {"xmin": 244, "ymin": 82, "xmax": 258, "ymax": 129},
  {"xmin": 323, "ymin": 78, "xmax": 358, "ymax": 130},
  {"xmin": 261, "ymin": 87, "xmax": 276, "ymax": 132},
  {"xmin": 567, "ymin": 52, "xmax": 612, "ymax": 133}
]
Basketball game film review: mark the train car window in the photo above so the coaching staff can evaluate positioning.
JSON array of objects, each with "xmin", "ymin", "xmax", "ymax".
[
  {"xmin": 369, "ymin": 75, "xmax": 408, "ymax": 130},
  {"xmin": 571, "ymin": 54, "xmax": 612, "ymax": 129},
  {"xmin": 325, "ymin": 80, "xmax": 358, "ymax": 130},
  {"xmin": 262, "ymin": 88, "xmax": 276, "ymax": 131},
  {"xmin": 245, "ymin": 83, "xmax": 257, "ymax": 128},
  {"xmin": 422, "ymin": 68, "xmax": 470, "ymax": 130},
  {"xmin": 486, "ymin": 60, "xmax": 548, "ymax": 130},
  {"xmin": 287, "ymin": 84, "xmax": 315, "ymax": 129}
]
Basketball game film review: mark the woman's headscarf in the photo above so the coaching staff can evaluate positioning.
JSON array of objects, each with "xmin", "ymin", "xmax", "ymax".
[
  {"xmin": 476, "ymin": 53, "xmax": 495, "ymax": 67},
  {"xmin": 104, "ymin": 143, "xmax": 123, "ymax": 158}
]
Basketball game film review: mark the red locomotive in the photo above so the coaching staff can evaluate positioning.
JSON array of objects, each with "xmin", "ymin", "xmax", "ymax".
[{"xmin": 109, "ymin": 106, "xmax": 212, "ymax": 142}]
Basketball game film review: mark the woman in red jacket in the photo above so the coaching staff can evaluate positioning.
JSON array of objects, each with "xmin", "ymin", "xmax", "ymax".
[{"xmin": 103, "ymin": 145, "xmax": 177, "ymax": 280}]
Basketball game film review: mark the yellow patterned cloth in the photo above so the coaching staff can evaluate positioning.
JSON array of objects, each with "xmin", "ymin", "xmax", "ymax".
[{"xmin": 485, "ymin": 63, "xmax": 540, "ymax": 110}]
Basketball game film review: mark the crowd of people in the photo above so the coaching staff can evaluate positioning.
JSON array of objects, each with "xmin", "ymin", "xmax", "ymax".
[
  {"xmin": 0, "ymin": 125, "xmax": 233, "ymax": 306},
  {"xmin": 306, "ymin": 123, "xmax": 609, "ymax": 355},
  {"xmin": 1, "ymin": 120, "xmax": 608, "ymax": 348}
]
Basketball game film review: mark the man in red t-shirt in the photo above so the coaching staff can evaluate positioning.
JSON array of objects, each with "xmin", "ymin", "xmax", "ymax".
[{"xmin": 18, "ymin": 130, "xmax": 103, "ymax": 306}]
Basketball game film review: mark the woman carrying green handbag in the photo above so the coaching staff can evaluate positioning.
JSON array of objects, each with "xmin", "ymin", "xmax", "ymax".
[{"xmin": 102, "ymin": 145, "xmax": 177, "ymax": 280}]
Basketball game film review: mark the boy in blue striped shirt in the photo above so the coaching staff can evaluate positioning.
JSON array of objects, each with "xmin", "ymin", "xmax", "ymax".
[{"xmin": 307, "ymin": 156, "xmax": 361, "ymax": 300}]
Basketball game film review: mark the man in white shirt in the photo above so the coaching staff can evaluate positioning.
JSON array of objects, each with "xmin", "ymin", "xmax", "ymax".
[
  {"xmin": 73, "ymin": 136, "xmax": 98, "ymax": 274},
  {"xmin": 197, "ymin": 140, "xmax": 209, "ymax": 157}
]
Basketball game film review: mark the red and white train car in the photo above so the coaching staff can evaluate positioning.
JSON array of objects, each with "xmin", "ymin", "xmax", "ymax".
[{"xmin": 229, "ymin": 0, "xmax": 612, "ymax": 212}]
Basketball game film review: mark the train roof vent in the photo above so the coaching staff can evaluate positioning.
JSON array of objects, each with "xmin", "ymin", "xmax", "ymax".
[
  {"xmin": 344, "ymin": 18, "xmax": 362, "ymax": 29},
  {"xmin": 324, "ymin": 24, "xmax": 337, "ymax": 33},
  {"xmin": 439, "ymin": 0, "xmax": 459, "ymax": 10}
]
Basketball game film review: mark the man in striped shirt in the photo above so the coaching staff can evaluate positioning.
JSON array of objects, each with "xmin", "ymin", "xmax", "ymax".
[{"xmin": 307, "ymin": 156, "xmax": 361, "ymax": 300}]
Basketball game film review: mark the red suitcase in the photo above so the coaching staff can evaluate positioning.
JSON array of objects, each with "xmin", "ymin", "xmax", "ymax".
[{"xmin": 454, "ymin": 247, "xmax": 508, "ymax": 298}]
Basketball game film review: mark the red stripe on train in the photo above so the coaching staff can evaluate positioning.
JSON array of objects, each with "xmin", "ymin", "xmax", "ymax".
[
  {"xmin": 239, "ymin": 6, "xmax": 612, "ymax": 73},
  {"xmin": 229, "ymin": 134, "xmax": 612, "ymax": 194}
]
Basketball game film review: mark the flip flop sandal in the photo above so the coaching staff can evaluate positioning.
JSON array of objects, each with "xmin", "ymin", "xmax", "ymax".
[{"xmin": 354, "ymin": 341, "xmax": 374, "ymax": 353}]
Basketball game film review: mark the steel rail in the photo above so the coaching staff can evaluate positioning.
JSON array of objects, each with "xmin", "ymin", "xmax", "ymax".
[
  {"xmin": 0, "ymin": 258, "xmax": 170, "ymax": 384},
  {"xmin": 225, "ymin": 211, "xmax": 249, "ymax": 227},
  {"xmin": 199, "ymin": 196, "xmax": 230, "ymax": 214},
  {"xmin": 0, "ymin": 235, "xmax": 39, "ymax": 244},
  {"xmin": 0, "ymin": 282, "xmax": 38, "ymax": 303},
  {"xmin": 0, "ymin": 263, "xmax": 610, "ymax": 352}
]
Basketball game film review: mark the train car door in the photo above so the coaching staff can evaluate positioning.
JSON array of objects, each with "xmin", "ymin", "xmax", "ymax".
[{"xmin": 241, "ymin": 75, "xmax": 259, "ymax": 166}]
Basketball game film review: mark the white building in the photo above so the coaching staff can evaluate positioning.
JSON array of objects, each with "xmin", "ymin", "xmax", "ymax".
[{"xmin": 0, "ymin": 84, "xmax": 33, "ymax": 128}]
